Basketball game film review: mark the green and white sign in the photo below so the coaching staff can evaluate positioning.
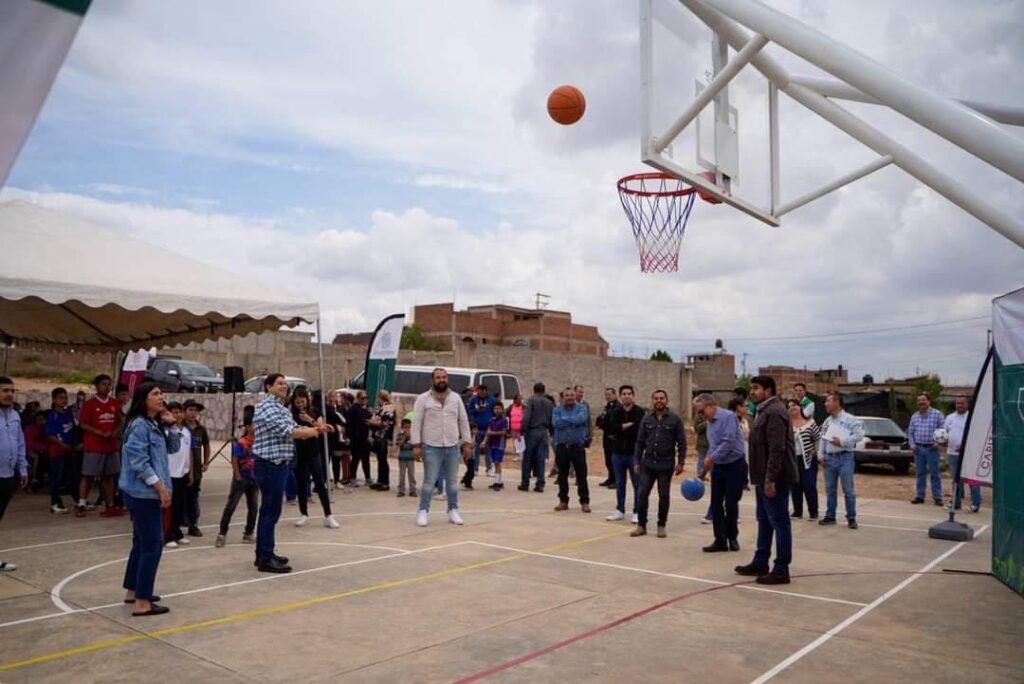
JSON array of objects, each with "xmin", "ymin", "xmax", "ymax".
[
  {"xmin": 363, "ymin": 313, "xmax": 405, "ymax": 405},
  {"xmin": 992, "ymin": 287, "xmax": 1024, "ymax": 596}
]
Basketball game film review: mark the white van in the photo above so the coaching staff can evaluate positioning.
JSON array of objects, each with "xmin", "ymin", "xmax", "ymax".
[{"xmin": 340, "ymin": 365, "xmax": 522, "ymax": 408}]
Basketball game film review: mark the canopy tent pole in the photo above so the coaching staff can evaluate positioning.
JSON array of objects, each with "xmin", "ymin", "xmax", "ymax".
[{"xmin": 315, "ymin": 315, "xmax": 329, "ymax": 492}]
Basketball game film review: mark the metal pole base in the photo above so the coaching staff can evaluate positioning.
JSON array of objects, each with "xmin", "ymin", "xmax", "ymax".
[{"xmin": 928, "ymin": 518, "xmax": 975, "ymax": 542}]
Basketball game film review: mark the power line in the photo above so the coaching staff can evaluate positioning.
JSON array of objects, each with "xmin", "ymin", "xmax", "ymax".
[{"xmin": 604, "ymin": 315, "xmax": 988, "ymax": 344}]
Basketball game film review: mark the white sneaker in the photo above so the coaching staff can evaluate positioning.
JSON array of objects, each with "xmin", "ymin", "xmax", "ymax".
[
  {"xmin": 295, "ymin": 515, "xmax": 309, "ymax": 527},
  {"xmin": 51, "ymin": 504, "xmax": 68, "ymax": 514},
  {"xmin": 631, "ymin": 513, "xmax": 639, "ymax": 524},
  {"xmin": 606, "ymin": 510, "xmax": 625, "ymax": 521},
  {"xmin": 324, "ymin": 515, "xmax": 340, "ymax": 529},
  {"xmin": 177, "ymin": 537, "xmax": 191, "ymax": 545},
  {"xmin": 701, "ymin": 517, "xmax": 712, "ymax": 525},
  {"xmin": 417, "ymin": 510, "xmax": 429, "ymax": 527},
  {"xmin": 486, "ymin": 469, "xmax": 494, "ymax": 478},
  {"xmin": 0, "ymin": 560, "xmax": 16, "ymax": 572},
  {"xmin": 448, "ymin": 509, "xmax": 464, "ymax": 525},
  {"xmin": 165, "ymin": 541, "xmax": 179, "ymax": 549}
]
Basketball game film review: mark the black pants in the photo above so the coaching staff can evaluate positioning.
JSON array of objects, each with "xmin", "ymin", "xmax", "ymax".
[
  {"xmin": 637, "ymin": 464, "xmax": 673, "ymax": 527},
  {"xmin": 602, "ymin": 438, "xmax": 616, "ymax": 484},
  {"xmin": 169, "ymin": 476, "xmax": 189, "ymax": 542},
  {"xmin": 186, "ymin": 480, "xmax": 201, "ymax": 528},
  {"xmin": 0, "ymin": 476, "xmax": 17, "ymax": 522},
  {"xmin": 218, "ymin": 477, "xmax": 259, "ymax": 536},
  {"xmin": 296, "ymin": 451, "xmax": 331, "ymax": 516},
  {"xmin": 710, "ymin": 459, "xmax": 747, "ymax": 545},
  {"xmin": 372, "ymin": 440, "xmax": 390, "ymax": 487},
  {"xmin": 330, "ymin": 449, "xmax": 349, "ymax": 484},
  {"xmin": 351, "ymin": 441, "xmax": 372, "ymax": 482},
  {"xmin": 556, "ymin": 444, "xmax": 589, "ymax": 504}
]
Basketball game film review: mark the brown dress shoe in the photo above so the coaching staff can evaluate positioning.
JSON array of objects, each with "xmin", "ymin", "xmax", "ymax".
[
  {"xmin": 581, "ymin": 504, "xmax": 591, "ymax": 513},
  {"xmin": 554, "ymin": 502, "xmax": 569, "ymax": 512},
  {"xmin": 630, "ymin": 526, "xmax": 647, "ymax": 537}
]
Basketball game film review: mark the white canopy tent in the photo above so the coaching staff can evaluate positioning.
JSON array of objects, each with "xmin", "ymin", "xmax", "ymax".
[{"xmin": 0, "ymin": 200, "xmax": 320, "ymax": 352}]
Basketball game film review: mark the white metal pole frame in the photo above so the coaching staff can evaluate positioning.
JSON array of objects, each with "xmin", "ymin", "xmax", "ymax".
[
  {"xmin": 675, "ymin": 0, "xmax": 1024, "ymax": 249},
  {"xmin": 315, "ymin": 317, "xmax": 329, "ymax": 485},
  {"xmin": 703, "ymin": 0, "xmax": 1024, "ymax": 183},
  {"xmin": 776, "ymin": 155, "xmax": 893, "ymax": 217}
]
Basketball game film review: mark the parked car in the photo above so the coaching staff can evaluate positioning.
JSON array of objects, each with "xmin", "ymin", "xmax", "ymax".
[
  {"xmin": 338, "ymin": 365, "xmax": 521, "ymax": 408},
  {"xmin": 243, "ymin": 375, "xmax": 311, "ymax": 394},
  {"xmin": 852, "ymin": 416, "xmax": 913, "ymax": 474},
  {"xmin": 146, "ymin": 358, "xmax": 224, "ymax": 393}
]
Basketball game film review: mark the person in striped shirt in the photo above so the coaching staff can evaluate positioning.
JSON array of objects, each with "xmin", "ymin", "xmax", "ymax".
[{"xmin": 907, "ymin": 394, "xmax": 945, "ymax": 506}]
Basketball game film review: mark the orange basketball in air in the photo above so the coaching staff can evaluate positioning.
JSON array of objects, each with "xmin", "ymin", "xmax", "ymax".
[{"xmin": 547, "ymin": 85, "xmax": 586, "ymax": 125}]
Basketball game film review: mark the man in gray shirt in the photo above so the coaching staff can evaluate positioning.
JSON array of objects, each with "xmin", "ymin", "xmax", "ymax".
[{"xmin": 518, "ymin": 382, "xmax": 554, "ymax": 493}]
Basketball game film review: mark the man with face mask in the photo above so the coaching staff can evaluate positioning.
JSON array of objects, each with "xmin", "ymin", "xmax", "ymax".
[{"xmin": 411, "ymin": 368, "xmax": 473, "ymax": 527}]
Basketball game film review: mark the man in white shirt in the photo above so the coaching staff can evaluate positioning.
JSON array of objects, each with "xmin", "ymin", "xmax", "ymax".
[
  {"xmin": 817, "ymin": 393, "xmax": 865, "ymax": 529},
  {"xmin": 944, "ymin": 395, "xmax": 981, "ymax": 513},
  {"xmin": 165, "ymin": 402, "xmax": 192, "ymax": 548},
  {"xmin": 411, "ymin": 368, "xmax": 472, "ymax": 527}
]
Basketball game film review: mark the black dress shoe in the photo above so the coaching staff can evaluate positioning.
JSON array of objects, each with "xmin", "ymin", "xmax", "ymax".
[
  {"xmin": 534, "ymin": 487, "xmax": 544, "ymax": 493},
  {"xmin": 734, "ymin": 562, "xmax": 770, "ymax": 577},
  {"xmin": 517, "ymin": 485, "xmax": 529, "ymax": 492},
  {"xmin": 818, "ymin": 517, "xmax": 837, "ymax": 526},
  {"xmin": 728, "ymin": 539, "xmax": 740, "ymax": 552},
  {"xmin": 756, "ymin": 573, "xmax": 791, "ymax": 585},
  {"xmin": 597, "ymin": 479, "xmax": 612, "ymax": 487},
  {"xmin": 703, "ymin": 543, "xmax": 729, "ymax": 553},
  {"xmin": 257, "ymin": 558, "xmax": 292, "ymax": 574},
  {"xmin": 910, "ymin": 497, "xmax": 925, "ymax": 504},
  {"xmin": 132, "ymin": 604, "xmax": 171, "ymax": 617},
  {"xmin": 253, "ymin": 554, "xmax": 289, "ymax": 567},
  {"xmin": 188, "ymin": 526, "xmax": 203, "ymax": 537}
]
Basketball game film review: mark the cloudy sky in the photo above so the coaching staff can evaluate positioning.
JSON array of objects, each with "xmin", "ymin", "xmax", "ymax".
[{"xmin": 4, "ymin": 0, "xmax": 1023, "ymax": 385}]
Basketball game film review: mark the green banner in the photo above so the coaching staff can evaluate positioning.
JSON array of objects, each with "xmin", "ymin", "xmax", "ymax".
[
  {"xmin": 364, "ymin": 314, "xmax": 405, "ymax": 405},
  {"xmin": 992, "ymin": 356, "xmax": 1024, "ymax": 595}
]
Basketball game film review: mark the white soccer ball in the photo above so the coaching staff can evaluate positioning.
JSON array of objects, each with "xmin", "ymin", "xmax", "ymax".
[{"xmin": 933, "ymin": 428, "xmax": 949, "ymax": 445}]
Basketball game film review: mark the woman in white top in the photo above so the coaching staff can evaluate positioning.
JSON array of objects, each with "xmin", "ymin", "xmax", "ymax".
[{"xmin": 788, "ymin": 399, "xmax": 821, "ymax": 520}]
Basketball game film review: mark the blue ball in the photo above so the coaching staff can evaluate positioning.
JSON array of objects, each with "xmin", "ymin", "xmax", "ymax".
[{"xmin": 680, "ymin": 477, "xmax": 705, "ymax": 502}]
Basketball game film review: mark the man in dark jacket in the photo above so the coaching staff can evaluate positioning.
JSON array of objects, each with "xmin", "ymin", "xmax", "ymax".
[
  {"xmin": 604, "ymin": 385, "xmax": 645, "ymax": 523},
  {"xmin": 736, "ymin": 375, "xmax": 798, "ymax": 585},
  {"xmin": 595, "ymin": 388, "xmax": 621, "ymax": 489},
  {"xmin": 630, "ymin": 389, "xmax": 686, "ymax": 538},
  {"xmin": 518, "ymin": 383, "xmax": 554, "ymax": 493}
]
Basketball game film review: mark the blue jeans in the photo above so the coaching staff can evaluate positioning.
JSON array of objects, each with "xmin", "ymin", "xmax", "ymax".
[
  {"xmin": 823, "ymin": 452, "xmax": 856, "ymax": 521},
  {"xmin": 122, "ymin": 493, "xmax": 164, "ymax": 600},
  {"xmin": 49, "ymin": 455, "xmax": 66, "ymax": 506},
  {"xmin": 465, "ymin": 429, "xmax": 488, "ymax": 484},
  {"xmin": 521, "ymin": 431, "xmax": 548, "ymax": 490},
  {"xmin": 611, "ymin": 452, "xmax": 638, "ymax": 514},
  {"xmin": 754, "ymin": 483, "xmax": 793, "ymax": 576},
  {"xmin": 253, "ymin": 459, "xmax": 289, "ymax": 563},
  {"xmin": 419, "ymin": 445, "xmax": 461, "ymax": 512},
  {"xmin": 947, "ymin": 453, "xmax": 982, "ymax": 509},
  {"xmin": 914, "ymin": 445, "xmax": 942, "ymax": 501}
]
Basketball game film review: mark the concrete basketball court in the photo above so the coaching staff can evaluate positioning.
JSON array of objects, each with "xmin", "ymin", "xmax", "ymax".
[{"xmin": 0, "ymin": 459, "xmax": 1021, "ymax": 683}]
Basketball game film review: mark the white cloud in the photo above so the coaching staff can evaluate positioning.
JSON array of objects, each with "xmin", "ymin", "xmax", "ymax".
[{"xmin": 7, "ymin": 0, "xmax": 1024, "ymax": 385}]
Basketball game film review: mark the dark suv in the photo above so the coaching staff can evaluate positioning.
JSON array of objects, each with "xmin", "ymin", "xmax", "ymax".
[{"xmin": 147, "ymin": 358, "xmax": 224, "ymax": 393}]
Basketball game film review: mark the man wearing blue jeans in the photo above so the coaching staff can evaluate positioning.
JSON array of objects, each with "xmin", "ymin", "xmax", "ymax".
[
  {"xmin": 252, "ymin": 374, "xmax": 330, "ymax": 573},
  {"xmin": 944, "ymin": 395, "xmax": 981, "ymax": 512},
  {"xmin": 735, "ymin": 376, "xmax": 799, "ymax": 585},
  {"xmin": 817, "ymin": 393, "xmax": 865, "ymax": 529},
  {"xmin": 518, "ymin": 383, "xmax": 553, "ymax": 493},
  {"xmin": 413, "ymin": 368, "xmax": 473, "ymax": 527},
  {"xmin": 604, "ymin": 385, "xmax": 644, "ymax": 523},
  {"xmin": 908, "ymin": 394, "xmax": 945, "ymax": 506}
]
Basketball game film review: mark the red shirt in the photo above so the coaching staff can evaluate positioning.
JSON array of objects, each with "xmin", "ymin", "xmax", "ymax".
[{"xmin": 80, "ymin": 396, "xmax": 122, "ymax": 453}]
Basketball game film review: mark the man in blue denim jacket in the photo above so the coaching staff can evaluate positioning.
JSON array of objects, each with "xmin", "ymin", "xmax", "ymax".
[{"xmin": 0, "ymin": 377, "xmax": 27, "ymax": 573}]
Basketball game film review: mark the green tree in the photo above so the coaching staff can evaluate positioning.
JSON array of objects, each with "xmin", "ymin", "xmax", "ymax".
[
  {"xmin": 903, "ymin": 373, "xmax": 945, "ymax": 413},
  {"xmin": 400, "ymin": 324, "xmax": 444, "ymax": 351},
  {"xmin": 735, "ymin": 373, "xmax": 751, "ymax": 390},
  {"xmin": 650, "ymin": 349, "xmax": 673, "ymax": 362}
]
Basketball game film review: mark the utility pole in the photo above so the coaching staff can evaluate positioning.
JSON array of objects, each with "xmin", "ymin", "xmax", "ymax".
[
  {"xmin": 741, "ymin": 352, "xmax": 748, "ymax": 377},
  {"xmin": 534, "ymin": 292, "xmax": 550, "ymax": 310}
]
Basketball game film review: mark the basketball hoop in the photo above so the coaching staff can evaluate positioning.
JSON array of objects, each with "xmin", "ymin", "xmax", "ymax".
[{"xmin": 617, "ymin": 171, "xmax": 720, "ymax": 273}]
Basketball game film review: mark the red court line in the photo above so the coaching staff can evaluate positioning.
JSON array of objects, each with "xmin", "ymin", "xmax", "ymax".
[{"xmin": 454, "ymin": 570, "xmax": 964, "ymax": 683}]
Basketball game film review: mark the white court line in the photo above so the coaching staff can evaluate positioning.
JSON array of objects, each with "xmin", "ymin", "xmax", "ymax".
[
  {"xmin": 0, "ymin": 509, "xmax": 550, "ymax": 555},
  {"xmin": 469, "ymin": 541, "xmax": 867, "ymax": 608},
  {"xmin": 749, "ymin": 524, "xmax": 990, "ymax": 684},
  {"xmin": 0, "ymin": 541, "xmax": 468, "ymax": 630}
]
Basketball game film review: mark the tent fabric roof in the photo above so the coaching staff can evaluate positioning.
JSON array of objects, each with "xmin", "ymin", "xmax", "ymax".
[{"xmin": 0, "ymin": 200, "xmax": 319, "ymax": 350}]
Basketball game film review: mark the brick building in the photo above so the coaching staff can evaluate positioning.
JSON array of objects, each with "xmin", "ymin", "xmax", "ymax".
[
  {"xmin": 758, "ymin": 364, "xmax": 849, "ymax": 396},
  {"xmin": 687, "ymin": 352, "xmax": 737, "ymax": 392},
  {"xmin": 412, "ymin": 302, "xmax": 609, "ymax": 357}
]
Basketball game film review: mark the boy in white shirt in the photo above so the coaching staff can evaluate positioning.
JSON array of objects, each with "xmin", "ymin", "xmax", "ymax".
[{"xmin": 165, "ymin": 402, "xmax": 192, "ymax": 548}]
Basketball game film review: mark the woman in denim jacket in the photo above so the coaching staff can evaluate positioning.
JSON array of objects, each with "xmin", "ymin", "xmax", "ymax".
[{"xmin": 118, "ymin": 382, "xmax": 179, "ymax": 617}]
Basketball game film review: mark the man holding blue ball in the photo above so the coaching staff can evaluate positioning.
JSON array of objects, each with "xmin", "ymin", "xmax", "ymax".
[{"xmin": 693, "ymin": 393, "xmax": 747, "ymax": 553}]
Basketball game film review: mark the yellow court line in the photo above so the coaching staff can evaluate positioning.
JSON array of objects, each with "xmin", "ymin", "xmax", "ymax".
[{"xmin": 0, "ymin": 529, "xmax": 625, "ymax": 673}]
